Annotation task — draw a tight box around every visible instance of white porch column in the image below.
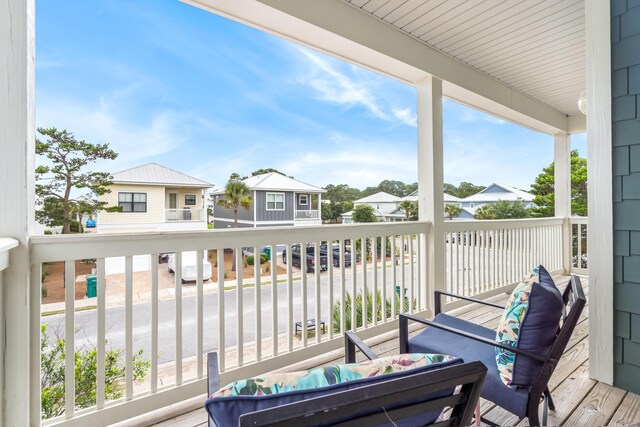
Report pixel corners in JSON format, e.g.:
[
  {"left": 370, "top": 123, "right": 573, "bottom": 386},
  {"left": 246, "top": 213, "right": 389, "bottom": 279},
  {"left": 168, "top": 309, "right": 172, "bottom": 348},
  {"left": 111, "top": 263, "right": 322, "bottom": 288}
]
[
  {"left": 554, "top": 132, "right": 572, "bottom": 274},
  {"left": 417, "top": 75, "right": 445, "bottom": 314},
  {"left": 0, "top": 0, "right": 37, "bottom": 425},
  {"left": 586, "top": 0, "right": 614, "bottom": 384}
]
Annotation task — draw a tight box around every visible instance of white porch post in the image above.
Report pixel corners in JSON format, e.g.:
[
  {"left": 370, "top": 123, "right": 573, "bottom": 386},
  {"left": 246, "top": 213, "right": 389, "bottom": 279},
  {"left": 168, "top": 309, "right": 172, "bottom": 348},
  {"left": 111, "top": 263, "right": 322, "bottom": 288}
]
[
  {"left": 1, "top": 0, "right": 37, "bottom": 424},
  {"left": 417, "top": 75, "right": 445, "bottom": 313},
  {"left": 554, "top": 132, "right": 572, "bottom": 274},
  {"left": 585, "top": 0, "right": 614, "bottom": 384}
]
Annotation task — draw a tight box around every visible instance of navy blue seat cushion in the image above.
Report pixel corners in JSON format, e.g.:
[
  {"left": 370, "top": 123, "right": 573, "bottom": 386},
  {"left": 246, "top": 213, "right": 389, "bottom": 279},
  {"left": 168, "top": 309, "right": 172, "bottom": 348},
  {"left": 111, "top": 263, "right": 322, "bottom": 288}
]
[
  {"left": 205, "top": 353, "right": 463, "bottom": 427},
  {"left": 495, "top": 265, "right": 563, "bottom": 386},
  {"left": 408, "top": 313, "right": 530, "bottom": 417}
]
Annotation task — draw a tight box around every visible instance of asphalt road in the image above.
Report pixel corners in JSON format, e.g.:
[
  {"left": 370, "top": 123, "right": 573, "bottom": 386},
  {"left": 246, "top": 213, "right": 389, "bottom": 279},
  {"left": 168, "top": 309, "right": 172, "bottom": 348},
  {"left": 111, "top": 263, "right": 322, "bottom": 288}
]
[{"left": 43, "top": 262, "right": 416, "bottom": 364}]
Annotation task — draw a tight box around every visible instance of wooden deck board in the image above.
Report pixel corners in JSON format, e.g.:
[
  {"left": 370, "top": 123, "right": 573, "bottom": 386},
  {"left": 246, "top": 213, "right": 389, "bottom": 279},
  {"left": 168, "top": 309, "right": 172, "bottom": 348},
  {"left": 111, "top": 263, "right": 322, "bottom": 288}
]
[
  {"left": 156, "top": 276, "right": 638, "bottom": 427},
  {"left": 608, "top": 392, "right": 640, "bottom": 426}
]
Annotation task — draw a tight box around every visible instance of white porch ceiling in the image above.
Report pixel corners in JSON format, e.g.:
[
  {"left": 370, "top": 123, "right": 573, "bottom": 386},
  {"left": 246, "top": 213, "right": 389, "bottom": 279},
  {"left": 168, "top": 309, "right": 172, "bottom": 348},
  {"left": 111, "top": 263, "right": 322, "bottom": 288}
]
[{"left": 342, "top": 0, "right": 586, "bottom": 116}]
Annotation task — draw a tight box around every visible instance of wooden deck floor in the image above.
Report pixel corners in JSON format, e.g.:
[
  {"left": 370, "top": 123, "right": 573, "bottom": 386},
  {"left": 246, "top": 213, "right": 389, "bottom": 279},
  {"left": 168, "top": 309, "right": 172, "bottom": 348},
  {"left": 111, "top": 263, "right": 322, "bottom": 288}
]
[{"left": 154, "top": 276, "right": 640, "bottom": 427}]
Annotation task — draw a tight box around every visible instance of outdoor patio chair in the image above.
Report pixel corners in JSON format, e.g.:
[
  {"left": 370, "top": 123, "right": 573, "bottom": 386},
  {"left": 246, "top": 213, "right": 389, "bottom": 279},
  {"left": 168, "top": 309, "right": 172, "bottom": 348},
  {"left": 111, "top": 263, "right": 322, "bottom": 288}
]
[
  {"left": 399, "top": 266, "right": 586, "bottom": 426},
  {"left": 205, "top": 334, "right": 487, "bottom": 426}
]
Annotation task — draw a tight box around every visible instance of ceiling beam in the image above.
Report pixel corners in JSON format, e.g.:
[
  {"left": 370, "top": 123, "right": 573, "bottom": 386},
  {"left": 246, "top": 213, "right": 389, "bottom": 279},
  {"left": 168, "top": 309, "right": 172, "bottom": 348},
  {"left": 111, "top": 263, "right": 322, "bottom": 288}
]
[{"left": 183, "top": 0, "right": 570, "bottom": 133}]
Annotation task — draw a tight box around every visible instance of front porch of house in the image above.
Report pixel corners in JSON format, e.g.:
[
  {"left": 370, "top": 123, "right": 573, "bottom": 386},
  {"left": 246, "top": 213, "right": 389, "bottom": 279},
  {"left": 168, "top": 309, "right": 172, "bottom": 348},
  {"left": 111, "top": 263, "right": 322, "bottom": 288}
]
[{"left": 0, "top": 0, "right": 626, "bottom": 426}]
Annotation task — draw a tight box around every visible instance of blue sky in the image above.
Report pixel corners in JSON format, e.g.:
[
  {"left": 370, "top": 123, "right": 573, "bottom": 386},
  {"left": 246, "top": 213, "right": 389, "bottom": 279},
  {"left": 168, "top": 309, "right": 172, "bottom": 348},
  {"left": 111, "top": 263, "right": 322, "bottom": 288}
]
[{"left": 36, "top": 0, "right": 586, "bottom": 192}]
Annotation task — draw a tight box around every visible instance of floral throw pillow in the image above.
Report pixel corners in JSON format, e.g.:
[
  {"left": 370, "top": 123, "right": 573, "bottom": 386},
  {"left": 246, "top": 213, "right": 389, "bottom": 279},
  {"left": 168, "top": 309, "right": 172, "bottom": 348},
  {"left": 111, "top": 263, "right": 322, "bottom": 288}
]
[
  {"left": 495, "top": 265, "right": 563, "bottom": 386},
  {"left": 211, "top": 353, "right": 456, "bottom": 398}
]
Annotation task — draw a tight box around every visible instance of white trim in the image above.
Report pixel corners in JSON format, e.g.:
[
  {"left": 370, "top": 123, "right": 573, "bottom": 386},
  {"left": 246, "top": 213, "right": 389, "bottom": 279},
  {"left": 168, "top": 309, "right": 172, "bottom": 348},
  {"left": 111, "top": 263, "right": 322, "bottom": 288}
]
[
  {"left": 185, "top": 0, "right": 570, "bottom": 133},
  {"left": 586, "top": 0, "right": 613, "bottom": 385},
  {"left": 298, "top": 194, "right": 309, "bottom": 206},
  {"left": 265, "top": 192, "right": 285, "bottom": 211}
]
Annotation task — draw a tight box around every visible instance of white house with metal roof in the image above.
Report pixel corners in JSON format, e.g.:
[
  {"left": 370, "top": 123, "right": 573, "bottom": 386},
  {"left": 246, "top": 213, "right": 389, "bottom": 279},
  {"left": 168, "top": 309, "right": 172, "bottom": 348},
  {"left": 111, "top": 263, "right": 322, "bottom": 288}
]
[
  {"left": 97, "top": 163, "right": 213, "bottom": 233},
  {"left": 341, "top": 191, "right": 406, "bottom": 223},
  {"left": 211, "top": 172, "right": 325, "bottom": 227},
  {"left": 460, "top": 183, "right": 535, "bottom": 210}
]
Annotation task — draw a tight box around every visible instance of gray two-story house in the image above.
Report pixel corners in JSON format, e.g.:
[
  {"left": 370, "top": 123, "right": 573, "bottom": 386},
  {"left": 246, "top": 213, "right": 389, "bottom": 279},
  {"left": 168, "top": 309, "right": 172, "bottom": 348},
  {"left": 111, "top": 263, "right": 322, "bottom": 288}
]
[{"left": 211, "top": 172, "right": 325, "bottom": 228}]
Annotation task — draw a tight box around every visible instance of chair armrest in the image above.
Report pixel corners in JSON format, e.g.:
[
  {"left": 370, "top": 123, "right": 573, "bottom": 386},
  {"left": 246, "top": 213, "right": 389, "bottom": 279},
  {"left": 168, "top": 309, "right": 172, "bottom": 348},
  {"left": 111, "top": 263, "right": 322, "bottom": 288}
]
[
  {"left": 345, "top": 331, "right": 378, "bottom": 363},
  {"left": 399, "top": 314, "right": 552, "bottom": 364},
  {"left": 435, "top": 291, "right": 505, "bottom": 314},
  {"left": 207, "top": 352, "right": 221, "bottom": 396}
]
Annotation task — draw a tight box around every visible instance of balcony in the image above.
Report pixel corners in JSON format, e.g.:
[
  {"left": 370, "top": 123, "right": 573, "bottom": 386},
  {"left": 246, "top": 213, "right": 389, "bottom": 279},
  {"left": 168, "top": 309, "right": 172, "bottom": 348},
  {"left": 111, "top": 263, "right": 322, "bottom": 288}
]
[
  {"left": 165, "top": 208, "right": 207, "bottom": 222},
  {"left": 294, "top": 209, "right": 321, "bottom": 223},
  {"left": 0, "top": 218, "right": 592, "bottom": 425}
]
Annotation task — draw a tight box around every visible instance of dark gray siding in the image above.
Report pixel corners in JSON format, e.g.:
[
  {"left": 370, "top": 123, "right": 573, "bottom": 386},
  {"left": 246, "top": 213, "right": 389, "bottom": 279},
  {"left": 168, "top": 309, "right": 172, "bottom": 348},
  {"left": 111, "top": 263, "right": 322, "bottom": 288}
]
[
  {"left": 612, "top": 0, "right": 640, "bottom": 394},
  {"left": 296, "top": 193, "right": 312, "bottom": 211},
  {"left": 212, "top": 194, "right": 254, "bottom": 221},
  {"left": 213, "top": 219, "right": 253, "bottom": 229},
  {"left": 255, "top": 190, "right": 294, "bottom": 221}
]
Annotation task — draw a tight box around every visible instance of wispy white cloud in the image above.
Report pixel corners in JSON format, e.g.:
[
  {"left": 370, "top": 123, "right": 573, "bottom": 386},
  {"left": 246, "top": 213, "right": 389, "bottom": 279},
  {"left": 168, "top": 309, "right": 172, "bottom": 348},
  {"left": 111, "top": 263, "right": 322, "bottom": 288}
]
[
  {"left": 296, "top": 48, "right": 387, "bottom": 120},
  {"left": 392, "top": 108, "right": 417, "bottom": 127},
  {"left": 36, "top": 86, "right": 189, "bottom": 172}
]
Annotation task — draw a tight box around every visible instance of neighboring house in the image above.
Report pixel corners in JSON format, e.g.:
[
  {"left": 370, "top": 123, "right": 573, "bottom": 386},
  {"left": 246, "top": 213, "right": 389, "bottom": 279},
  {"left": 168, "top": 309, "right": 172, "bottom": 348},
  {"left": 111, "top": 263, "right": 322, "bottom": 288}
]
[
  {"left": 97, "top": 163, "right": 213, "bottom": 233},
  {"left": 211, "top": 173, "right": 325, "bottom": 228},
  {"left": 403, "top": 190, "right": 463, "bottom": 206},
  {"left": 341, "top": 191, "right": 405, "bottom": 223},
  {"left": 460, "top": 183, "right": 535, "bottom": 209}
]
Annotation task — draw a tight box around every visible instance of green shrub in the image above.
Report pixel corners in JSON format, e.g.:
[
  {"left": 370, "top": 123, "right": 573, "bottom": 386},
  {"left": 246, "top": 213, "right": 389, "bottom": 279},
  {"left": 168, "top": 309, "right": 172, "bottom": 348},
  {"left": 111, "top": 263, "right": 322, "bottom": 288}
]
[
  {"left": 224, "top": 272, "right": 229, "bottom": 279},
  {"left": 246, "top": 256, "right": 255, "bottom": 266},
  {"left": 41, "top": 285, "right": 48, "bottom": 298},
  {"left": 331, "top": 289, "right": 415, "bottom": 333},
  {"left": 44, "top": 230, "right": 53, "bottom": 235},
  {"left": 259, "top": 254, "right": 268, "bottom": 264},
  {"left": 40, "top": 324, "right": 150, "bottom": 419},
  {"left": 41, "top": 266, "right": 49, "bottom": 283}
]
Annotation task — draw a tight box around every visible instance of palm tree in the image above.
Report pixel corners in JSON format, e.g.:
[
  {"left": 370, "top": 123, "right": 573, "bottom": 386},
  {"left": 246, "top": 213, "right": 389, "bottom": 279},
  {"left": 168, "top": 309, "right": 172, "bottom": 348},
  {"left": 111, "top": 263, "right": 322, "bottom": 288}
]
[
  {"left": 216, "top": 179, "right": 252, "bottom": 270},
  {"left": 444, "top": 203, "right": 462, "bottom": 220},
  {"left": 399, "top": 201, "right": 417, "bottom": 221}
]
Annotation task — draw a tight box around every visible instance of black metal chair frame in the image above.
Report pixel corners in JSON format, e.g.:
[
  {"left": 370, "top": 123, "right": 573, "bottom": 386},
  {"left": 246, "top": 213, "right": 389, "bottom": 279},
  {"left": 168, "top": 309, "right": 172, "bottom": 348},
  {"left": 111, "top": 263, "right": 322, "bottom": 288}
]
[
  {"left": 206, "top": 333, "right": 487, "bottom": 427},
  {"left": 398, "top": 275, "right": 586, "bottom": 427}
]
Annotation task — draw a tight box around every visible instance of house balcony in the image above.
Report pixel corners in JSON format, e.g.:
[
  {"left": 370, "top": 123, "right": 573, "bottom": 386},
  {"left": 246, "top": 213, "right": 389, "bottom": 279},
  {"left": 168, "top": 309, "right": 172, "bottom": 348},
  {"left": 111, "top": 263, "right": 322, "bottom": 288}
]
[
  {"left": 0, "top": 217, "right": 597, "bottom": 426},
  {"left": 294, "top": 209, "right": 321, "bottom": 223},
  {"left": 165, "top": 208, "right": 207, "bottom": 222}
]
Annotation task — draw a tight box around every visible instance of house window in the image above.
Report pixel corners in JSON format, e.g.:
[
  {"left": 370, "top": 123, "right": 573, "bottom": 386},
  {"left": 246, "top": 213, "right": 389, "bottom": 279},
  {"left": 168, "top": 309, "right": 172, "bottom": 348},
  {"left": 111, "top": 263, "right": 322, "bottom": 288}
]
[
  {"left": 298, "top": 194, "right": 309, "bottom": 206},
  {"left": 266, "top": 192, "right": 285, "bottom": 210},
  {"left": 119, "top": 192, "right": 147, "bottom": 212},
  {"left": 185, "top": 194, "right": 196, "bottom": 206},
  {"left": 470, "top": 203, "right": 475, "bottom": 208}
]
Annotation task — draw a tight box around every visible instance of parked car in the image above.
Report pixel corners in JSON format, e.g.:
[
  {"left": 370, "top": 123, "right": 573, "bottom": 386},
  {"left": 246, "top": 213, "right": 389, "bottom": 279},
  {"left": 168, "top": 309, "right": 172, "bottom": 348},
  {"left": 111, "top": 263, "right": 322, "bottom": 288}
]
[
  {"left": 168, "top": 251, "right": 212, "bottom": 282},
  {"left": 85, "top": 219, "right": 96, "bottom": 228},
  {"left": 282, "top": 243, "right": 328, "bottom": 272},
  {"left": 319, "top": 242, "right": 357, "bottom": 267}
]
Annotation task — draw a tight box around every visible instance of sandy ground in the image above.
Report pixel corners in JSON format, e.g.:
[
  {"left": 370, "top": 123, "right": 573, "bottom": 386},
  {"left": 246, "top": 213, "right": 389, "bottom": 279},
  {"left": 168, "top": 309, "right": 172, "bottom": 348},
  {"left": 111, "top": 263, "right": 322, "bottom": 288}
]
[{"left": 41, "top": 250, "right": 286, "bottom": 305}]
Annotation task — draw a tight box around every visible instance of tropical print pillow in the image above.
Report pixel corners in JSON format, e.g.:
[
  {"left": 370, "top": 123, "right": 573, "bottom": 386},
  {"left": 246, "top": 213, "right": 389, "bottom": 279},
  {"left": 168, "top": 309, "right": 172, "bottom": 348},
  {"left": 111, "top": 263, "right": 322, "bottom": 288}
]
[
  {"left": 495, "top": 265, "right": 563, "bottom": 387},
  {"left": 495, "top": 267, "right": 538, "bottom": 386},
  {"left": 211, "top": 353, "right": 455, "bottom": 398}
]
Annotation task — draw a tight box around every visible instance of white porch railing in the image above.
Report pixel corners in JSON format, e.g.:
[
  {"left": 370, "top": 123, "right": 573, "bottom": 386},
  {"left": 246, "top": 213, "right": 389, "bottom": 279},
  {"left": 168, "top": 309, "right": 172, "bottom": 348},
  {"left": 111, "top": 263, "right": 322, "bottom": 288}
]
[
  {"left": 294, "top": 209, "right": 320, "bottom": 220},
  {"left": 0, "top": 237, "right": 19, "bottom": 427},
  {"left": 441, "top": 218, "right": 565, "bottom": 307},
  {"left": 570, "top": 216, "right": 588, "bottom": 275},
  {"left": 30, "top": 222, "right": 429, "bottom": 426},
  {"left": 165, "top": 208, "right": 206, "bottom": 222}
]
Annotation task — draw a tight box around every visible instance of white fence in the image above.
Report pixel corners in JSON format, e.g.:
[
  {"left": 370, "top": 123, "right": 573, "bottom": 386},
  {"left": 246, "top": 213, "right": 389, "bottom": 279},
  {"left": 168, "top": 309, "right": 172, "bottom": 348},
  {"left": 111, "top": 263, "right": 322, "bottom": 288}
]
[
  {"left": 30, "top": 222, "right": 429, "bottom": 426},
  {"left": 570, "top": 216, "right": 588, "bottom": 274},
  {"left": 441, "top": 218, "right": 565, "bottom": 304},
  {"left": 165, "top": 208, "right": 206, "bottom": 222},
  {"left": 294, "top": 210, "right": 320, "bottom": 220}
]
